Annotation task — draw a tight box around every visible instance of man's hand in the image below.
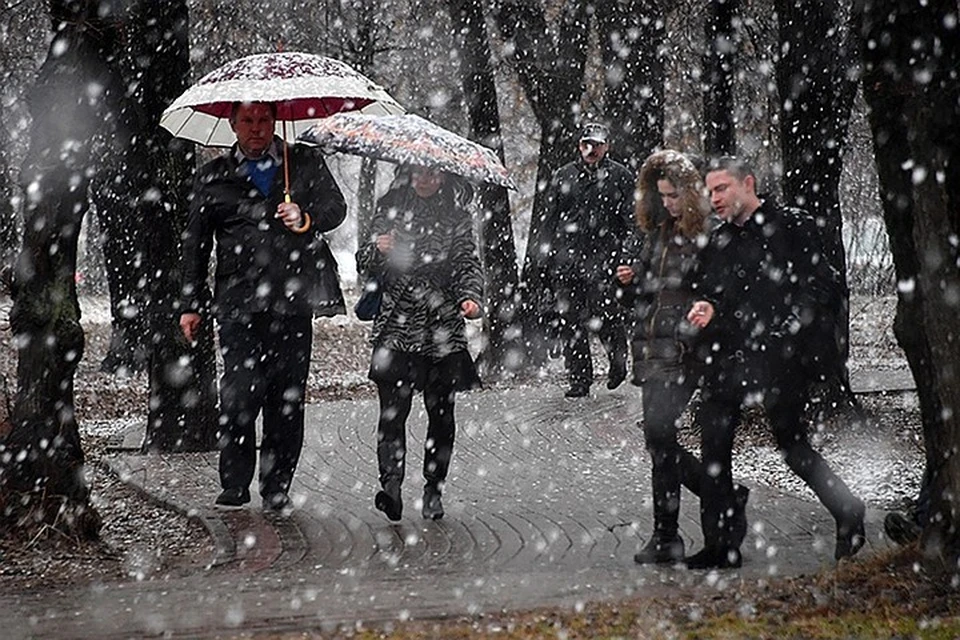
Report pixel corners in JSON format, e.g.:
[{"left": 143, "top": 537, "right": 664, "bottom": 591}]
[
  {"left": 276, "top": 201, "right": 305, "bottom": 230},
  {"left": 180, "top": 312, "right": 202, "bottom": 343},
  {"left": 615, "top": 264, "right": 635, "bottom": 285},
  {"left": 461, "top": 299, "right": 482, "bottom": 319},
  {"left": 687, "top": 301, "right": 715, "bottom": 328}
]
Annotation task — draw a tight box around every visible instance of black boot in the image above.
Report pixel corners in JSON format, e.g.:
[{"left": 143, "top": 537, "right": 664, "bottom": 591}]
[
  {"left": 634, "top": 532, "right": 685, "bottom": 564},
  {"left": 375, "top": 479, "right": 403, "bottom": 521},
  {"left": 422, "top": 485, "right": 444, "bottom": 520},
  {"left": 835, "top": 499, "right": 866, "bottom": 560}
]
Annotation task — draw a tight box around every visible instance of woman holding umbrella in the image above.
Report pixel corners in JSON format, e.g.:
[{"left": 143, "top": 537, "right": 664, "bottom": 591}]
[{"left": 356, "top": 165, "right": 484, "bottom": 522}]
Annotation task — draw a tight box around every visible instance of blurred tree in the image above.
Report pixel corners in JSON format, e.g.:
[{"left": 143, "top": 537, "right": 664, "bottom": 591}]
[
  {"left": 445, "top": 0, "right": 522, "bottom": 378},
  {"left": 0, "top": 101, "right": 14, "bottom": 293},
  {"left": 702, "top": 0, "right": 738, "bottom": 155},
  {"left": 132, "top": 0, "right": 219, "bottom": 452},
  {"left": 776, "top": 0, "right": 861, "bottom": 380},
  {"left": 1, "top": 0, "right": 128, "bottom": 538},
  {"left": 596, "top": 0, "right": 665, "bottom": 168},
  {"left": 493, "top": 0, "right": 590, "bottom": 365},
  {"left": 861, "top": 0, "right": 960, "bottom": 567}
]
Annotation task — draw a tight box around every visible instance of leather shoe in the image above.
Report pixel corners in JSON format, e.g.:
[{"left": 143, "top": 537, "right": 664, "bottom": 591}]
[
  {"left": 606, "top": 363, "right": 627, "bottom": 390},
  {"left": 835, "top": 501, "right": 866, "bottom": 560},
  {"left": 564, "top": 385, "right": 589, "bottom": 398},
  {"left": 422, "top": 487, "right": 444, "bottom": 520},
  {"left": 375, "top": 481, "right": 403, "bottom": 521},
  {"left": 263, "top": 492, "right": 292, "bottom": 513},
  {"left": 633, "top": 533, "right": 685, "bottom": 565},
  {"left": 215, "top": 487, "right": 250, "bottom": 509},
  {"left": 684, "top": 546, "right": 742, "bottom": 570}
]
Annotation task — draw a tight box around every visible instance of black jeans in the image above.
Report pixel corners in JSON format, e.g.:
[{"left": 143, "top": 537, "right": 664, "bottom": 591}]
[
  {"left": 217, "top": 313, "right": 312, "bottom": 496},
  {"left": 697, "top": 374, "right": 862, "bottom": 549},
  {"left": 375, "top": 380, "right": 456, "bottom": 491},
  {"left": 641, "top": 367, "right": 701, "bottom": 538}
]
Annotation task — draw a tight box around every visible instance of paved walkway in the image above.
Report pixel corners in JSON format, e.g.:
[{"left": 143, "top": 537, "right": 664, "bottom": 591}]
[{"left": 2, "top": 369, "right": 915, "bottom": 639}]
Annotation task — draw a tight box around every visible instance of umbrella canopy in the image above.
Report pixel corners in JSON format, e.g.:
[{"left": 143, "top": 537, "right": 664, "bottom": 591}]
[
  {"left": 298, "top": 113, "right": 516, "bottom": 190},
  {"left": 160, "top": 52, "right": 404, "bottom": 147}
]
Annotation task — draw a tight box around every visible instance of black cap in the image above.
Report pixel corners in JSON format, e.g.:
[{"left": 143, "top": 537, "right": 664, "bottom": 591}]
[{"left": 579, "top": 122, "right": 609, "bottom": 144}]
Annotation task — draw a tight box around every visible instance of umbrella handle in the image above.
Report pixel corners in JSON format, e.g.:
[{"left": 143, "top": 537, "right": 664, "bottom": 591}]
[{"left": 282, "top": 119, "right": 291, "bottom": 203}]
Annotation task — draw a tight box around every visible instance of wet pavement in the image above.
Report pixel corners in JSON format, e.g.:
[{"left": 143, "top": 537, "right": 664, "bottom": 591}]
[{"left": 1, "top": 369, "right": 917, "bottom": 639}]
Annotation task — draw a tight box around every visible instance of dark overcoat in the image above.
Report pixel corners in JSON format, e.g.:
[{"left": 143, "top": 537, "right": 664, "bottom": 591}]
[
  {"left": 691, "top": 198, "right": 843, "bottom": 393},
  {"left": 181, "top": 142, "right": 347, "bottom": 320}
]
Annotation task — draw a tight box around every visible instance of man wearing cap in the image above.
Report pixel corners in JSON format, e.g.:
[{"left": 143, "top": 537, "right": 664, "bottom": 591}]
[{"left": 539, "top": 122, "right": 634, "bottom": 398}]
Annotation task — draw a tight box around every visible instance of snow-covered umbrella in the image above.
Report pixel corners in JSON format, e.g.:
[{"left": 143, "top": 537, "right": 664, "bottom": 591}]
[
  {"left": 160, "top": 52, "right": 405, "bottom": 199},
  {"left": 298, "top": 113, "right": 516, "bottom": 190},
  {"left": 161, "top": 52, "right": 404, "bottom": 146}
]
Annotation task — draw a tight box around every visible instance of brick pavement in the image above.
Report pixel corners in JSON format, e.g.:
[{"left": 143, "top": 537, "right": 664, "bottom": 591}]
[{"left": 2, "top": 372, "right": 913, "bottom": 639}]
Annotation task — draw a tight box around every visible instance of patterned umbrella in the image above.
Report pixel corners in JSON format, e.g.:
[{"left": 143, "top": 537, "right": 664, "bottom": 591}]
[
  {"left": 298, "top": 113, "right": 516, "bottom": 190},
  {"left": 160, "top": 52, "right": 404, "bottom": 147}
]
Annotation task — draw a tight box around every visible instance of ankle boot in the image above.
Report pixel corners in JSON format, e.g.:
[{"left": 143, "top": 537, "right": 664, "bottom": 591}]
[
  {"left": 835, "top": 500, "right": 866, "bottom": 560},
  {"left": 634, "top": 532, "right": 685, "bottom": 564},
  {"left": 421, "top": 485, "right": 444, "bottom": 520},
  {"left": 375, "top": 479, "right": 403, "bottom": 521}
]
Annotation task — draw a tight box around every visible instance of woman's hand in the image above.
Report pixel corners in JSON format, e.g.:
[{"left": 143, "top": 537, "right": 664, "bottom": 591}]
[
  {"left": 687, "top": 300, "right": 715, "bottom": 328},
  {"left": 375, "top": 232, "right": 395, "bottom": 254},
  {"left": 461, "top": 299, "right": 482, "bottom": 319}
]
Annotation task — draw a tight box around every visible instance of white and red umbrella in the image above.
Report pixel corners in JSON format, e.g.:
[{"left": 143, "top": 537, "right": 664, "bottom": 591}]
[
  {"left": 161, "top": 52, "right": 404, "bottom": 147},
  {"left": 298, "top": 113, "right": 516, "bottom": 190}
]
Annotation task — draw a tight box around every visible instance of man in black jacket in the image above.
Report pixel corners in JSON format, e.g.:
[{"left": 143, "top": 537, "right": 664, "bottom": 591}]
[
  {"left": 684, "top": 156, "right": 865, "bottom": 569},
  {"left": 180, "top": 101, "right": 347, "bottom": 512},
  {"left": 541, "top": 122, "right": 634, "bottom": 398}
]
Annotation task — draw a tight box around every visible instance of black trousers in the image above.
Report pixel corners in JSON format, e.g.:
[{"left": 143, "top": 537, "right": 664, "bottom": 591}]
[
  {"left": 556, "top": 283, "right": 627, "bottom": 389},
  {"left": 697, "top": 372, "right": 862, "bottom": 549},
  {"left": 641, "top": 366, "right": 701, "bottom": 538},
  {"left": 375, "top": 380, "right": 456, "bottom": 491},
  {"left": 217, "top": 313, "right": 312, "bottom": 496}
]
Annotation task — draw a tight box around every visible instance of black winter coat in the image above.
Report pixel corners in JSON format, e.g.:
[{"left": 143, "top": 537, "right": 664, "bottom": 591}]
[
  {"left": 621, "top": 218, "right": 712, "bottom": 384},
  {"left": 543, "top": 156, "right": 636, "bottom": 284},
  {"left": 692, "top": 198, "right": 842, "bottom": 393},
  {"left": 181, "top": 142, "right": 347, "bottom": 320}
]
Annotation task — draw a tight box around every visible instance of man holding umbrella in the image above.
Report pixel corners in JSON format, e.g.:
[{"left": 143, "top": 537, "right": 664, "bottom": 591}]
[{"left": 179, "top": 100, "right": 347, "bottom": 512}]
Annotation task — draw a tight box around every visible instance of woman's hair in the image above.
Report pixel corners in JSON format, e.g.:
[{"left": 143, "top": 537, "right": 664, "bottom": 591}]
[{"left": 635, "top": 150, "right": 710, "bottom": 238}]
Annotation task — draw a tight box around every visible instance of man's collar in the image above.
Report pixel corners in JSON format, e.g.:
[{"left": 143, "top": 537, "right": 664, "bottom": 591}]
[{"left": 233, "top": 138, "right": 282, "bottom": 165}]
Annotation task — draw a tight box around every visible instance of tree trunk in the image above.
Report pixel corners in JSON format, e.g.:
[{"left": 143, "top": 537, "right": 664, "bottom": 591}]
[
  {"left": 0, "top": 99, "right": 16, "bottom": 293},
  {"left": 131, "top": 0, "right": 219, "bottom": 452},
  {"left": 862, "top": 0, "right": 960, "bottom": 569},
  {"left": 702, "top": 0, "right": 739, "bottom": 155},
  {"left": 0, "top": 1, "right": 127, "bottom": 537},
  {"left": 92, "top": 155, "right": 151, "bottom": 373},
  {"left": 350, "top": 0, "right": 379, "bottom": 282},
  {"left": 494, "top": 0, "right": 590, "bottom": 366},
  {"left": 595, "top": 0, "right": 665, "bottom": 168},
  {"left": 445, "top": 0, "right": 522, "bottom": 379},
  {"left": 776, "top": 0, "right": 861, "bottom": 395},
  {"left": 356, "top": 156, "right": 378, "bottom": 272}
]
